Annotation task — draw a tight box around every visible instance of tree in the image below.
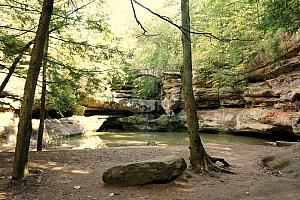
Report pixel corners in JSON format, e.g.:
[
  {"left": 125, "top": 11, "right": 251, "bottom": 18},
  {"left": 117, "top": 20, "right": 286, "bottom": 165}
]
[
  {"left": 181, "top": 0, "right": 231, "bottom": 172},
  {"left": 12, "top": 0, "right": 54, "bottom": 180},
  {"left": 1, "top": 0, "right": 125, "bottom": 117},
  {"left": 37, "top": 35, "right": 49, "bottom": 151},
  {"left": 129, "top": 0, "right": 232, "bottom": 172}
]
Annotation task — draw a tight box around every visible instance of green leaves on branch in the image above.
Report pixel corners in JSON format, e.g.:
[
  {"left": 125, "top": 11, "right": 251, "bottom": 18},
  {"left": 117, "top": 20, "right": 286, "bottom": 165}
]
[
  {"left": 133, "top": 76, "right": 161, "bottom": 100},
  {"left": 253, "top": 0, "right": 300, "bottom": 33}
]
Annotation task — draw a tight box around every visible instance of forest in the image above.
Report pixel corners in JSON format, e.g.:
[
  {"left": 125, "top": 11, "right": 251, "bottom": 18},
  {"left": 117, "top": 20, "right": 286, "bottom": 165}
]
[{"left": 0, "top": 0, "right": 300, "bottom": 199}]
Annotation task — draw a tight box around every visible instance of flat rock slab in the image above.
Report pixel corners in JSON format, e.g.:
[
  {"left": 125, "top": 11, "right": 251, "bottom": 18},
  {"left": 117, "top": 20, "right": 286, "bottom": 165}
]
[{"left": 102, "top": 157, "right": 187, "bottom": 186}]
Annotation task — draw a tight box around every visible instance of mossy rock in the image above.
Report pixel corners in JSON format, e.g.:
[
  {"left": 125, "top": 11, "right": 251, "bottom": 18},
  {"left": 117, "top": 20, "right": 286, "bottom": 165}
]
[{"left": 102, "top": 157, "right": 187, "bottom": 186}]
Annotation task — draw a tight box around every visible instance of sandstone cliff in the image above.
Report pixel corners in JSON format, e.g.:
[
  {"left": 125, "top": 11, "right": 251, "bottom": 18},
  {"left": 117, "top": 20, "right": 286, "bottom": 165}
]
[{"left": 161, "top": 31, "right": 300, "bottom": 139}]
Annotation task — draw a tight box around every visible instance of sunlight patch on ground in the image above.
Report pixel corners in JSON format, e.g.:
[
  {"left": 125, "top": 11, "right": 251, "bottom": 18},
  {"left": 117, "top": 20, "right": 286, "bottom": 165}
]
[
  {"left": 51, "top": 166, "right": 63, "bottom": 171},
  {"left": 179, "top": 188, "right": 195, "bottom": 193},
  {"left": 70, "top": 169, "right": 89, "bottom": 174},
  {"left": 205, "top": 143, "right": 232, "bottom": 151},
  {"left": 174, "top": 179, "right": 188, "bottom": 186},
  {"left": 106, "top": 140, "right": 147, "bottom": 146},
  {"left": 0, "top": 192, "right": 7, "bottom": 200},
  {"left": 30, "top": 161, "right": 62, "bottom": 171}
]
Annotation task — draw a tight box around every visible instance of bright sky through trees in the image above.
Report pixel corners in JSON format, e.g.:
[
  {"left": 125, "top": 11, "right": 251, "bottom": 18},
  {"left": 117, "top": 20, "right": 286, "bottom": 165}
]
[{"left": 105, "top": 0, "right": 166, "bottom": 34}]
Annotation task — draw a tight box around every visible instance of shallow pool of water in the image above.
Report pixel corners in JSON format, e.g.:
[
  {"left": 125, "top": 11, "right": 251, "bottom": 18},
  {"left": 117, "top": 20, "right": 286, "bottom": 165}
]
[{"left": 57, "top": 131, "right": 270, "bottom": 149}]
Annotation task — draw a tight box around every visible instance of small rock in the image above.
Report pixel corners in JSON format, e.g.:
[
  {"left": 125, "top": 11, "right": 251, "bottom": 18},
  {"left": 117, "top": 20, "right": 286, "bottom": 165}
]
[
  {"left": 73, "top": 185, "right": 81, "bottom": 189},
  {"left": 147, "top": 141, "right": 157, "bottom": 146},
  {"left": 109, "top": 193, "right": 115, "bottom": 197}
]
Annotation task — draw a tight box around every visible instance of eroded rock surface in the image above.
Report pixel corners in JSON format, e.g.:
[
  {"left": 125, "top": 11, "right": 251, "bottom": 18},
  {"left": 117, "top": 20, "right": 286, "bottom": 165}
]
[
  {"left": 102, "top": 157, "right": 187, "bottom": 186},
  {"left": 197, "top": 108, "right": 299, "bottom": 138},
  {"left": 161, "top": 72, "right": 182, "bottom": 115},
  {"left": 81, "top": 98, "right": 161, "bottom": 114}
]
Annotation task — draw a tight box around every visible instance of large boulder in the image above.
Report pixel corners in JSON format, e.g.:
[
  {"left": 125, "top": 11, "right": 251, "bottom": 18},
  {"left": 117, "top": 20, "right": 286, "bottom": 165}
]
[
  {"left": 45, "top": 115, "right": 108, "bottom": 137},
  {"left": 102, "top": 157, "right": 187, "bottom": 186}
]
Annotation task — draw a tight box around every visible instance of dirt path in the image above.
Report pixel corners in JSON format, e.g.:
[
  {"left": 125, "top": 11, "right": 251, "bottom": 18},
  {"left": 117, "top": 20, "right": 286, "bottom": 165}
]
[{"left": 1, "top": 143, "right": 300, "bottom": 200}]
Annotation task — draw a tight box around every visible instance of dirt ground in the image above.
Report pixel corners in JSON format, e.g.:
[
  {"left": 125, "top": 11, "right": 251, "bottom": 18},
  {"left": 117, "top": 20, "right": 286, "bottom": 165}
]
[{"left": 1, "top": 143, "right": 300, "bottom": 200}]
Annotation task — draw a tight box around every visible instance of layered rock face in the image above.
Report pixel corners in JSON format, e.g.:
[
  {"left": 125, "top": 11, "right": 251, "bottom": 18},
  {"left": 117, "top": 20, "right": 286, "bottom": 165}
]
[
  {"left": 81, "top": 98, "right": 161, "bottom": 115},
  {"left": 161, "top": 72, "right": 300, "bottom": 139},
  {"left": 246, "top": 32, "right": 300, "bottom": 82},
  {"left": 161, "top": 31, "right": 300, "bottom": 139},
  {"left": 197, "top": 108, "right": 298, "bottom": 138},
  {"left": 161, "top": 72, "right": 182, "bottom": 115}
]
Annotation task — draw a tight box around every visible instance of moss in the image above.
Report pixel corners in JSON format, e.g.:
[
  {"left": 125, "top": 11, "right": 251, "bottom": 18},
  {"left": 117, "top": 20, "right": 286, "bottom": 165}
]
[
  {"left": 273, "top": 160, "right": 290, "bottom": 170},
  {"left": 262, "top": 156, "right": 274, "bottom": 165}
]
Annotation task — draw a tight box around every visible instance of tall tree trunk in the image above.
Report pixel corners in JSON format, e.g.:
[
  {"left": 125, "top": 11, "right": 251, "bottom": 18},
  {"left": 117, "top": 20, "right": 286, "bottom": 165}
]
[
  {"left": 0, "top": 40, "right": 33, "bottom": 94},
  {"left": 37, "top": 36, "right": 49, "bottom": 151},
  {"left": 180, "top": 0, "right": 232, "bottom": 173},
  {"left": 181, "top": 0, "right": 209, "bottom": 171},
  {"left": 12, "top": 0, "right": 54, "bottom": 180}
]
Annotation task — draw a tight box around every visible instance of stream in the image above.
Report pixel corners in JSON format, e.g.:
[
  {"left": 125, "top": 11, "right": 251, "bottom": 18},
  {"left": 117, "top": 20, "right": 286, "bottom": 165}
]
[{"left": 55, "top": 131, "right": 270, "bottom": 149}]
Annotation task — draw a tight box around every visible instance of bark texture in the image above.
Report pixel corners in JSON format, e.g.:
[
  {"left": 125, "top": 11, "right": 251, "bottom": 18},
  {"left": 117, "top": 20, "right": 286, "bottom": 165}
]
[
  {"left": 12, "top": 0, "right": 54, "bottom": 180},
  {"left": 181, "top": 0, "right": 207, "bottom": 171},
  {"left": 37, "top": 36, "right": 49, "bottom": 151},
  {"left": 180, "top": 0, "right": 233, "bottom": 173}
]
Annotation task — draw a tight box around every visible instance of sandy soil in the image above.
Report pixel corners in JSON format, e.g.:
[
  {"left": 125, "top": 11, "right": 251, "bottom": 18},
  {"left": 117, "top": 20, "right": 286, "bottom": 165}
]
[{"left": 1, "top": 143, "right": 300, "bottom": 200}]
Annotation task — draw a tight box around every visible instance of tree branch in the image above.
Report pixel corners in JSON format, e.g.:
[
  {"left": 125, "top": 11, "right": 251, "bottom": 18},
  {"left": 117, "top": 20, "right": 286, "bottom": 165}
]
[
  {"left": 0, "top": 40, "right": 33, "bottom": 94},
  {"left": 130, "top": 0, "right": 147, "bottom": 34},
  {"left": 131, "top": 0, "right": 254, "bottom": 42}
]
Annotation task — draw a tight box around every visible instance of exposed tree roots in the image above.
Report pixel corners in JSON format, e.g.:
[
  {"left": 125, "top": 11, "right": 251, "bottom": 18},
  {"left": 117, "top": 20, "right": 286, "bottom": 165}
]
[{"left": 190, "top": 153, "right": 236, "bottom": 175}]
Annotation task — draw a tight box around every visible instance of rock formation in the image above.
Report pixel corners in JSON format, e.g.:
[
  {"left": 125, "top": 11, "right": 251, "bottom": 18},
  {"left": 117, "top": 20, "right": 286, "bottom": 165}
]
[
  {"left": 1, "top": 31, "right": 300, "bottom": 141},
  {"left": 102, "top": 156, "right": 187, "bottom": 186},
  {"left": 160, "top": 31, "right": 300, "bottom": 139}
]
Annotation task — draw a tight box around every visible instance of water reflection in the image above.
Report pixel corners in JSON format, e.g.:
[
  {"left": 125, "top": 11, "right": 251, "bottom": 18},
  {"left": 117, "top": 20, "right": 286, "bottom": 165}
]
[{"left": 57, "top": 131, "right": 269, "bottom": 149}]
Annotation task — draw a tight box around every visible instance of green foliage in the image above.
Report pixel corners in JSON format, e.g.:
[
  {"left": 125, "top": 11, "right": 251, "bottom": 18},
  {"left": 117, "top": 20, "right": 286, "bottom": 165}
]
[
  {"left": 129, "top": 0, "right": 299, "bottom": 91},
  {"left": 45, "top": 66, "right": 81, "bottom": 116},
  {"left": 2, "top": 0, "right": 298, "bottom": 116},
  {"left": 130, "top": 10, "right": 181, "bottom": 71},
  {"left": 0, "top": 0, "right": 129, "bottom": 115},
  {"left": 191, "top": 0, "right": 260, "bottom": 88},
  {"left": 253, "top": 0, "right": 300, "bottom": 33},
  {"left": 0, "top": 36, "right": 28, "bottom": 60},
  {"left": 133, "top": 76, "right": 161, "bottom": 99}
]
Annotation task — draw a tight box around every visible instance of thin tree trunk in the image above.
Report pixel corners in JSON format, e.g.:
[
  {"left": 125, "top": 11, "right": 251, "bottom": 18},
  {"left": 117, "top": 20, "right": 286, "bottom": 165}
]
[
  {"left": 181, "top": 0, "right": 208, "bottom": 171},
  {"left": 0, "top": 40, "right": 33, "bottom": 94},
  {"left": 12, "top": 0, "right": 54, "bottom": 180},
  {"left": 180, "top": 0, "right": 233, "bottom": 173},
  {"left": 37, "top": 36, "right": 49, "bottom": 151}
]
